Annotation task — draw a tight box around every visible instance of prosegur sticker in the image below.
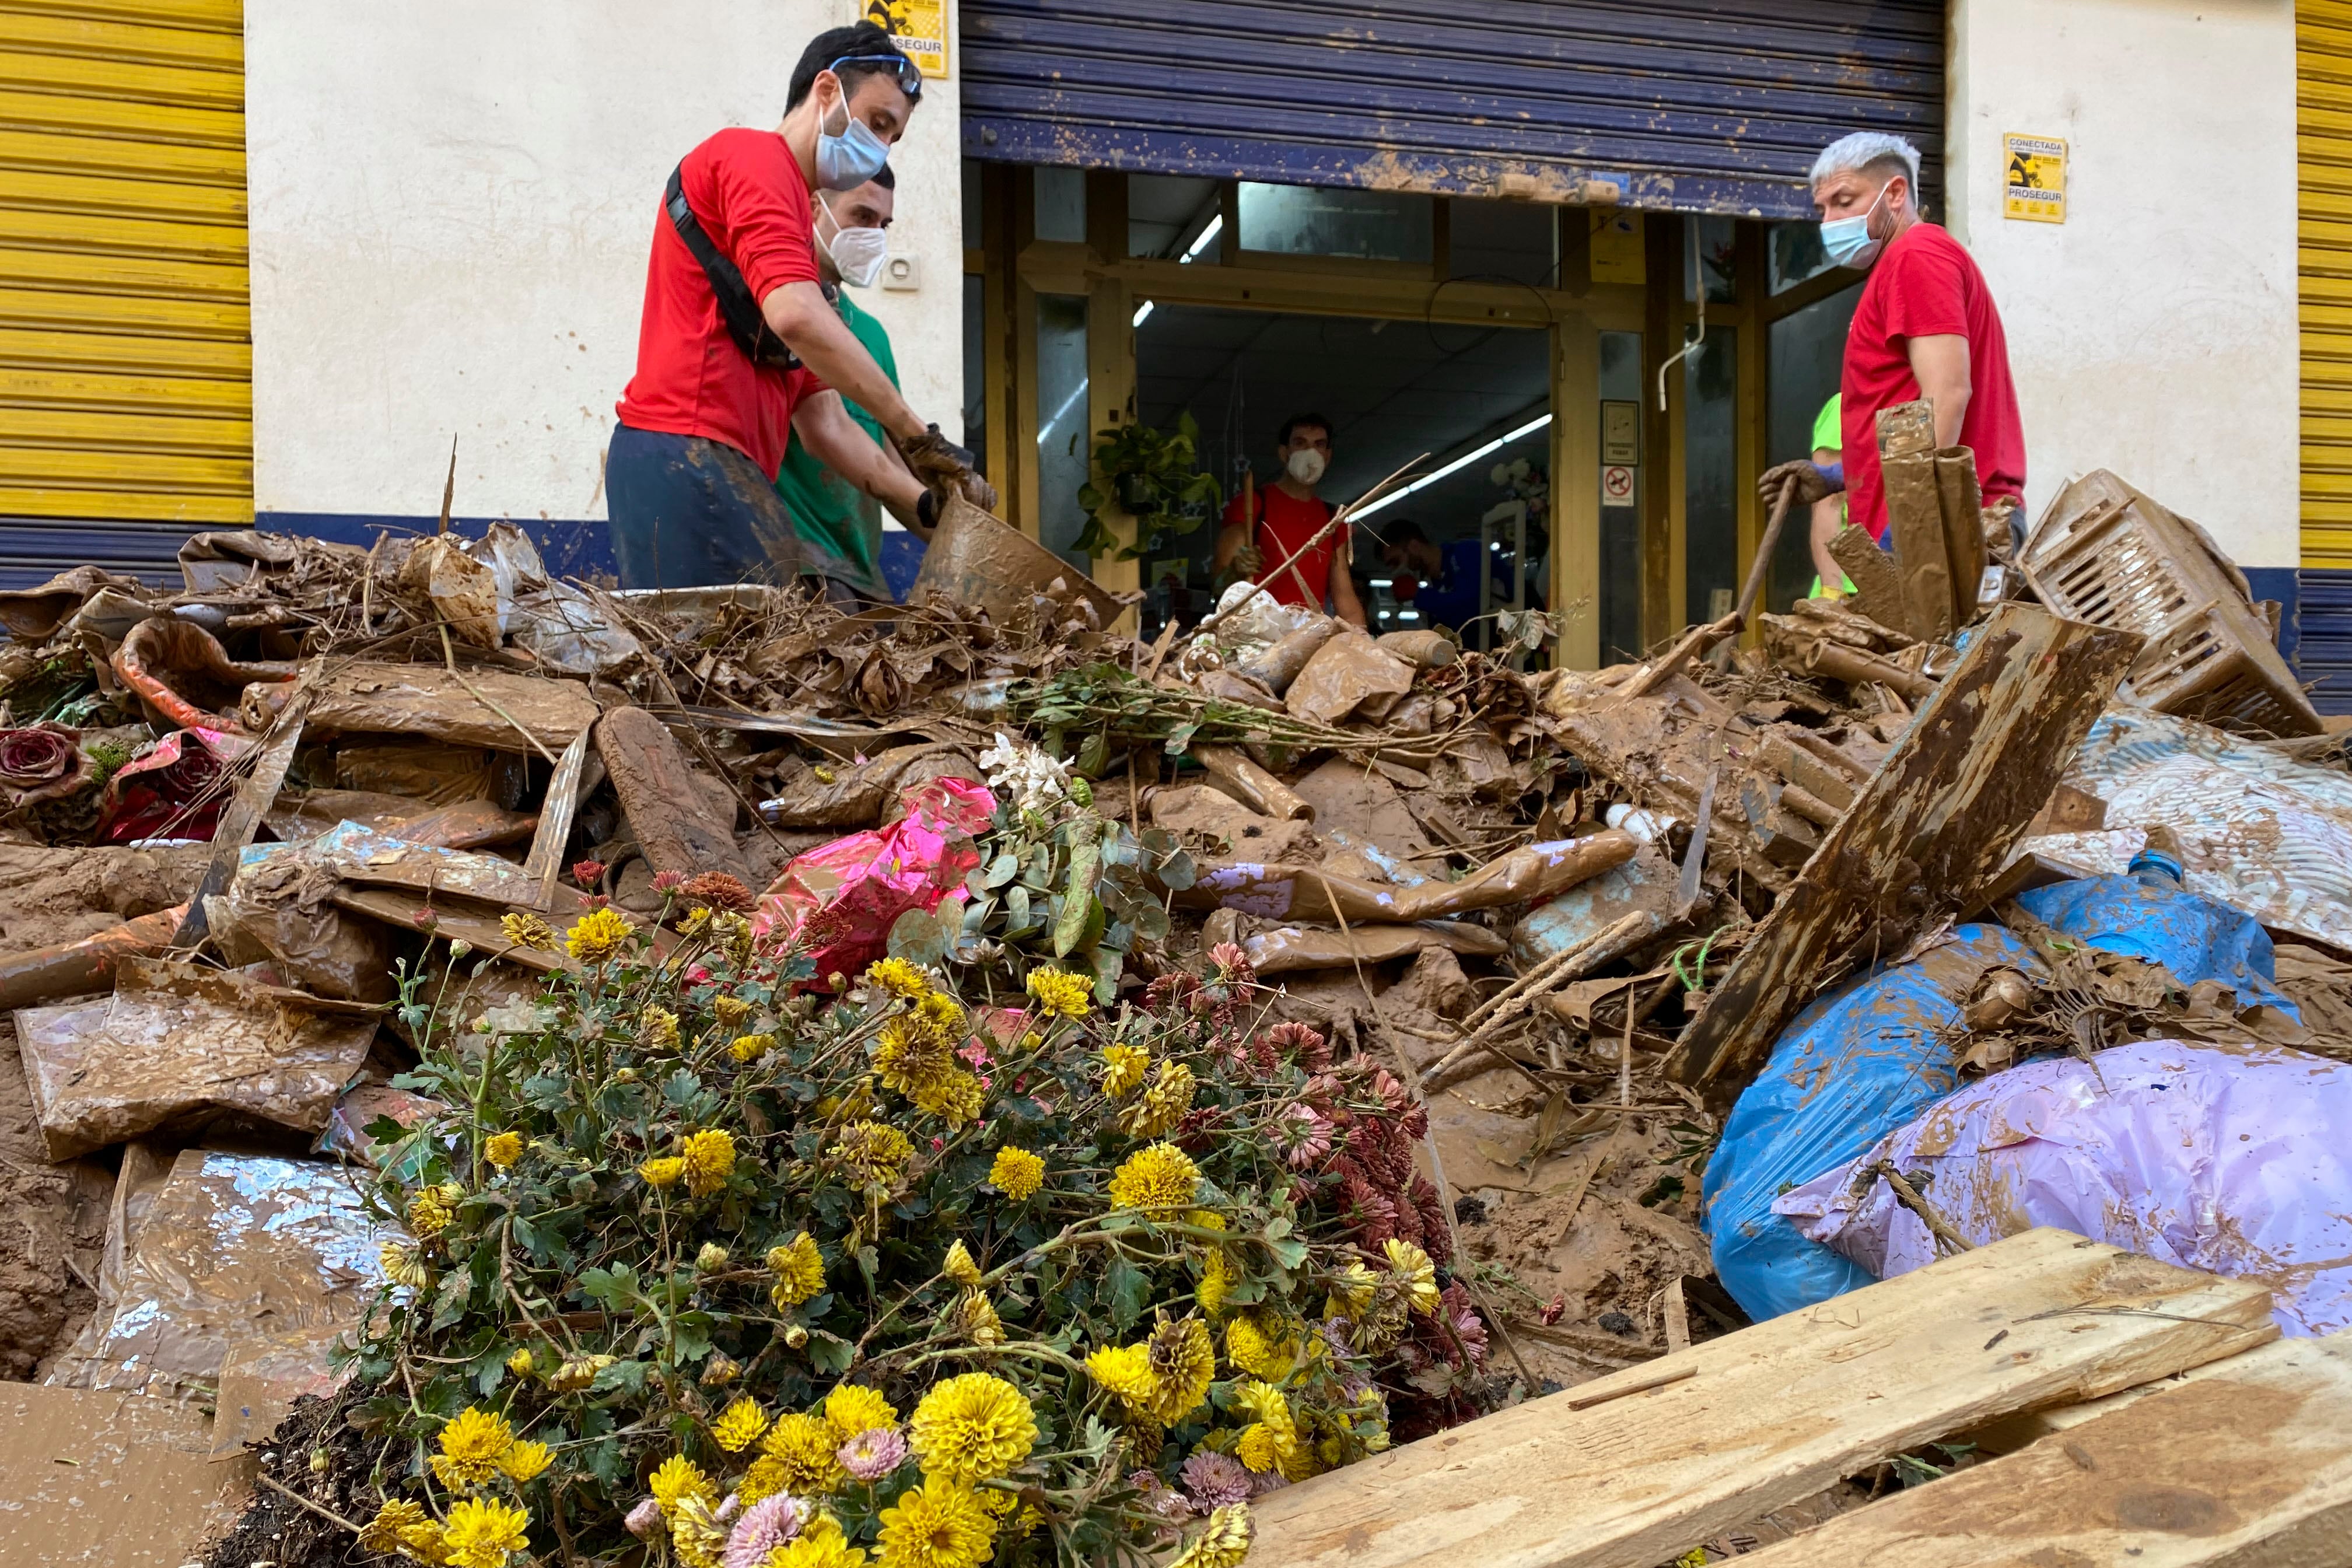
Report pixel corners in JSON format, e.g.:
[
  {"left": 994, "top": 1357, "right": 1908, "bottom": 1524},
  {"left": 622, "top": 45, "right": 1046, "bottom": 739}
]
[
  {"left": 865, "top": 0, "right": 949, "bottom": 78},
  {"left": 2004, "top": 134, "right": 2066, "bottom": 223}
]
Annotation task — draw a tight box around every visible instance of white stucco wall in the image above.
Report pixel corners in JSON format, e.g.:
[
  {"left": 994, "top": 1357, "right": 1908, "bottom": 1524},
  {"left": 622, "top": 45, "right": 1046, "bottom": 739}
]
[
  {"left": 1947, "top": 0, "right": 2298, "bottom": 566},
  {"left": 244, "top": 1, "right": 965, "bottom": 523}
]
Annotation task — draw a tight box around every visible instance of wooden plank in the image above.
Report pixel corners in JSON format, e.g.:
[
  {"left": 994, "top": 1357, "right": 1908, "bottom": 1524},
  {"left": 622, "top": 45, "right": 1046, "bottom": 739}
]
[
  {"left": 1667, "top": 603, "right": 2142, "bottom": 1088},
  {"left": 1737, "top": 1332, "right": 2352, "bottom": 1567},
  {"left": 1250, "top": 1229, "right": 2276, "bottom": 1568},
  {"left": 520, "top": 726, "right": 592, "bottom": 912},
  {"left": 596, "top": 705, "right": 748, "bottom": 884}
]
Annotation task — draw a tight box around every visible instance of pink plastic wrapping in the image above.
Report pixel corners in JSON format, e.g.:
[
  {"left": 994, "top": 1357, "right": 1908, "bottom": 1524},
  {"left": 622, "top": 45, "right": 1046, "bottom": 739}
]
[
  {"left": 1774, "top": 1040, "right": 2352, "bottom": 1336},
  {"left": 754, "top": 776, "right": 996, "bottom": 985}
]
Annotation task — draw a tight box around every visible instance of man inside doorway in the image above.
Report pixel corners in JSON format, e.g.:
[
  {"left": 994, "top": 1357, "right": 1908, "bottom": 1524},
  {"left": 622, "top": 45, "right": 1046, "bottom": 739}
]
[
  {"left": 775, "top": 164, "right": 930, "bottom": 604},
  {"left": 1213, "top": 412, "right": 1368, "bottom": 627},
  {"left": 608, "top": 23, "right": 989, "bottom": 592},
  {"left": 1759, "top": 131, "right": 2024, "bottom": 554}
]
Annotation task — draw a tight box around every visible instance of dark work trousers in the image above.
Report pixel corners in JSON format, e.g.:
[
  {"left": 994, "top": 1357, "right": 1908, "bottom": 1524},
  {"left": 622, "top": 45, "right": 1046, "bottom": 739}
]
[{"left": 607, "top": 423, "right": 860, "bottom": 598}]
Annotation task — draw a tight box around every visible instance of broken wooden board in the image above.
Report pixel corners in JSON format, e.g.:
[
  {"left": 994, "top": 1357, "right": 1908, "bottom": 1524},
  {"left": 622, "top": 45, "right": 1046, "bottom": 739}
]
[
  {"left": 1248, "top": 1228, "right": 2275, "bottom": 1568},
  {"left": 596, "top": 705, "right": 750, "bottom": 884},
  {"left": 1735, "top": 1331, "right": 2352, "bottom": 1568},
  {"left": 1827, "top": 525, "right": 1909, "bottom": 636},
  {"left": 1668, "top": 603, "right": 2142, "bottom": 1088},
  {"left": 520, "top": 726, "right": 593, "bottom": 909},
  {"left": 0, "top": 1382, "right": 256, "bottom": 1566},
  {"left": 258, "top": 660, "right": 598, "bottom": 752}
]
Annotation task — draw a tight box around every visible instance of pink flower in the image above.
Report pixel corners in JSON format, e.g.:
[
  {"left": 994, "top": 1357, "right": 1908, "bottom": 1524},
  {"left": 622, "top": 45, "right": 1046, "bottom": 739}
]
[
  {"left": 653, "top": 869, "right": 687, "bottom": 894},
  {"left": 1262, "top": 1021, "right": 1331, "bottom": 1072},
  {"left": 572, "top": 858, "right": 607, "bottom": 887},
  {"left": 1206, "top": 941, "right": 1255, "bottom": 985},
  {"left": 1274, "top": 1105, "right": 1334, "bottom": 1171},
  {"left": 624, "top": 1497, "right": 663, "bottom": 1539},
  {"left": 1179, "top": 1450, "right": 1252, "bottom": 1510},
  {"left": 957, "top": 1038, "right": 993, "bottom": 1070},
  {"left": 723, "top": 1493, "right": 807, "bottom": 1568},
  {"left": 1129, "top": 1468, "right": 1193, "bottom": 1524},
  {"left": 838, "top": 1426, "right": 908, "bottom": 1482}
]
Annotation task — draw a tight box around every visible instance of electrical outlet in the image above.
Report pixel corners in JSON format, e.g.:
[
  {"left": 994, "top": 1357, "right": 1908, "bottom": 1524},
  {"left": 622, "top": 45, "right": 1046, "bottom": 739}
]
[{"left": 883, "top": 254, "right": 920, "bottom": 291}]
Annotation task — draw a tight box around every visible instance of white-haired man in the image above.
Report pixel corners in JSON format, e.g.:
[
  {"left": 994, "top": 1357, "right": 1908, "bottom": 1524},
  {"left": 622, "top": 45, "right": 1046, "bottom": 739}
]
[{"left": 1759, "top": 132, "right": 2024, "bottom": 551}]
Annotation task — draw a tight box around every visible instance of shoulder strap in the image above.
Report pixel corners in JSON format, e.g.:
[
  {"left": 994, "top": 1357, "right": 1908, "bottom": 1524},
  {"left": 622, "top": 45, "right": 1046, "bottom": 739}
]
[{"left": 664, "top": 163, "right": 800, "bottom": 370}]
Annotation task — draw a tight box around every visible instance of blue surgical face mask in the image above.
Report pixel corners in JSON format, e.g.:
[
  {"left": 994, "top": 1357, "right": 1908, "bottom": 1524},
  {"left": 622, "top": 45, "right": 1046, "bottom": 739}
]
[
  {"left": 1819, "top": 185, "right": 1889, "bottom": 269},
  {"left": 815, "top": 88, "right": 890, "bottom": 192}
]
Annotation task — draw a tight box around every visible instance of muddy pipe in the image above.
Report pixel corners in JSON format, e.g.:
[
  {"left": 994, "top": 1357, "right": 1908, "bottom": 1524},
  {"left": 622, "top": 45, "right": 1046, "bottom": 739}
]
[
  {"left": 0, "top": 902, "right": 188, "bottom": 1012},
  {"left": 1195, "top": 745, "right": 1312, "bottom": 821}
]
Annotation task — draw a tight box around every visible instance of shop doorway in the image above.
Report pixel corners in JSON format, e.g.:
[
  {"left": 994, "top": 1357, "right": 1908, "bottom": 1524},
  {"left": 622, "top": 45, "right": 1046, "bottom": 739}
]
[{"left": 1130, "top": 303, "right": 1550, "bottom": 644}]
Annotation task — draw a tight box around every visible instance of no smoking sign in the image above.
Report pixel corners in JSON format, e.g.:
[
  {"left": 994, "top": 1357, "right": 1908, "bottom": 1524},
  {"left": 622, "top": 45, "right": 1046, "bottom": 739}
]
[{"left": 1601, "top": 464, "right": 1636, "bottom": 508}]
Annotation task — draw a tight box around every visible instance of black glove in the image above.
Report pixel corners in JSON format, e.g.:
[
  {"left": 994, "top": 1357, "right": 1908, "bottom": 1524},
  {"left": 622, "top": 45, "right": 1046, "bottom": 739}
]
[{"left": 1758, "top": 459, "right": 1843, "bottom": 509}]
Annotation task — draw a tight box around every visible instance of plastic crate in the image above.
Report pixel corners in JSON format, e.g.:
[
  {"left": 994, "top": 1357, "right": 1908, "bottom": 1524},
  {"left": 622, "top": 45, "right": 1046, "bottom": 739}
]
[{"left": 2022, "top": 471, "right": 2320, "bottom": 737}]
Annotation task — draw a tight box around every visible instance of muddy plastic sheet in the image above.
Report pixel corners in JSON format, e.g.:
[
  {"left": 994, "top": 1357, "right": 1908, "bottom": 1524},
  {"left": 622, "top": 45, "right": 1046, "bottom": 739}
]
[
  {"left": 1777, "top": 1040, "right": 2352, "bottom": 1336},
  {"left": 1284, "top": 631, "right": 1417, "bottom": 726},
  {"left": 15, "top": 957, "right": 377, "bottom": 1159},
  {"left": 2029, "top": 707, "right": 2352, "bottom": 951},
  {"left": 1511, "top": 843, "right": 1680, "bottom": 967},
  {"left": 44, "top": 1148, "right": 384, "bottom": 1402},
  {"left": 209, "top": 847, "right": 398, "bottom": 1002},
  {"left": 1182, "top": 831, "right": 1637, "bottom": 926}
]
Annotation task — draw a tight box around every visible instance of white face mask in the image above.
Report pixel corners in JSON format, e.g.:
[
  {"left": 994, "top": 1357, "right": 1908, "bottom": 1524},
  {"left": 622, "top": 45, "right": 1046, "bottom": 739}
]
[
  {"left": 818, "top": 204, "right": 890, "bottom": 289},
  {"left": 1286, "top": 447, "right": 1328, "bottom": 485}
]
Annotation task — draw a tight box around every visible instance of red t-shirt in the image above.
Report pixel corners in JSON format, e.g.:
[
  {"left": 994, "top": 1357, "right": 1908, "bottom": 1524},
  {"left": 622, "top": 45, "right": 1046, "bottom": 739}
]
[
  {"left": 1841, "top": 223, "right": 2025, "bottom": 542},
  {"left": 1222, "top": 486, "right": 1346, "bottom": 611},
  {"left": 615, "top": 127, "right": 826, "bottom": 481}
]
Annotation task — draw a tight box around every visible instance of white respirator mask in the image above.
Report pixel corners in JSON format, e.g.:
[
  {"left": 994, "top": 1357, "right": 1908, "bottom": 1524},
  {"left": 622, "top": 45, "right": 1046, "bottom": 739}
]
[
  {"left": 1286, "top": 447, "right": 1328, "bottom": 485},
  {"left": 819, "top": 204, "right": 891, "bottom": 289}
]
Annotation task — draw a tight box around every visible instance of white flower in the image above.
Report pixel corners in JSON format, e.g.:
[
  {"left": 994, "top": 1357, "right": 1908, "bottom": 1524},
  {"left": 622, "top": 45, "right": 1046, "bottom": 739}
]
[{"left": 978, "top": 730, "right": 1072, "bottom": 816}]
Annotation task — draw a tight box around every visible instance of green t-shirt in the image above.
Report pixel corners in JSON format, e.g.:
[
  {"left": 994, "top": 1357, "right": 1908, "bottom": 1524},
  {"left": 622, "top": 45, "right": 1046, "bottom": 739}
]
[
  {"left": 1811, "top": 393, "right": 1842, "bottom": 457},
  {"left": 774, "top": 290, "right": 898, "bottom": 599}
]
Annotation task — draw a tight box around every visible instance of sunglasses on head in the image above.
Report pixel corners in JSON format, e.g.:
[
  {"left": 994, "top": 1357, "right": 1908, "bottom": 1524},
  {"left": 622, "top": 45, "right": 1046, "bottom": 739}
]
[{"left": 830, "top": 53, "right": 923, "bottom": 102}]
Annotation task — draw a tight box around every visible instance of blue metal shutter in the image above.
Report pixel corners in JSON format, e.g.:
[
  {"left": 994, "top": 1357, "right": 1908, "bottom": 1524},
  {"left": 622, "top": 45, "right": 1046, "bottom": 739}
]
[{"left": 961, "top": 0, "right": 1943, "bottom": 219}]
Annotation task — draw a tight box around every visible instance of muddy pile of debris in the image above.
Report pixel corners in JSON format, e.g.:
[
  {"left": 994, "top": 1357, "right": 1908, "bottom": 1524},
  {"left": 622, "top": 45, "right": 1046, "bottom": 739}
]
[{"left": 0, "top": 424, "right": 2345, "bottom": 1565}]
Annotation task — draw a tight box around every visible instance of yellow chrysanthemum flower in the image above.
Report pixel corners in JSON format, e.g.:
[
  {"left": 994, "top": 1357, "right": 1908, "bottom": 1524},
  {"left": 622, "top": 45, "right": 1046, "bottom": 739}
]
[
  {"left": 441, "top": 1496, "right": 531, "bottom": 1568},
  {"left": 942, "top": 1238, "right": 983, "bottom": 1289},
  {"left": 671, "top": 1495, "right": 731, "bottom": 1568},
  {"left": 381, "top": 1240, "right": 432, "bottom": 1289},
  {"left": 916, "top": 990, "right": 965, "bottom": 1035},
  {"left": 1225, "top": 1315, "right": 1296, "bottom": 1381},
  {"left": 1233, "top": 1381, "right": 1309, "bottom": 1480},
  {"left": 649, "top": 1452, "right": 716, "bottom": 1518},
  {"left": 545, "top": 1352, "right": 614, "bottom": 1392},
  {"left": 875, "top": 1474, "right": 998, "bottom": 1568},
  {"left": 398, "top": 1518, "right": 449, "bottom": 1564},
  {"left": 429, "top": 1406, "right": 516, "bottom": 1492},
  {"left": 911, "top": 1067, "right": 984, "bottom": 1127},
  {"left": 407, "top": 1185, "right": 458, "bottom": 1240},
  {"left": 639, "top": 1157, "right": 686, "bottom": 1190},
  {"left": 761, "top": 1411, "right": 850, "bottom": 1494},
  {"left": 1100, "top": 1044, "right": 1149, "bottom": 1100},
  {"left": 768, "top": 1231, "right": 826, "bottom": 1308},
  {"left": 640, "top": 1006, "right": 681, "bottom": 1052},
  {"left": 497, "top": 1439, "right": 552, "bottom": 1485},
  {"left": 505, "top": 1347, "right": 536, "bottom": 1379},
  {"left": 876, "top": 1013, "right": 955, "bottom": 1100},
  {"left": 711, "top": 994, "right": 754, "bottom": 1027},
  {"left": 865, "top": 957, "right": 932, "bottom": 999},
  {"left": 680, "top": 1129, "right": 736, "bottom": 1196},
  {"left": 498, "top": 911, "right": 556, "bottom": 952},
  {"left": 1168, "top": 1503, "right": 1254, "bottom": 1568},
  {"left": 1084, "top": 1342, "right": 1155, "bottom": 1415},
  {"left": 832, "top": 1121, "right": 914, "bottom": 1188},
  {"left": 1197, "top": 1248, "right": 1234, "bottom": 1317},
  {"left": 1382, "top": 1238, "right": 1441, "bottom": 1315},
  {"left": 1106, "top": 1143, "right": 1199, "bottom": 1212},
  {"left": 1119, "top": 1059, "right": 1196, "bottom": 1138},
  {"left": 730, "top": 1032, "right": 776, "bottom": 1063},
  {"left": 766, "top": 1514, "right": 869, "bottom": 1567},
  {"left": 1025, "top": 967, "right": 1093, "bottom": 1020},
  {"left": 824, "top": 1382, "right": 901, "bottom": 1443},
  {"left": 1143, "top": 1315, "right": 1216, "bottom": 1424},
  {"left": 712, "top": 1396, "right": 769, "bottom": 1452},
  {"left": 988, "top": 1146, "right": 1045, "bottom": 1202},
  {"left": 908, "top": 1373, "right": 1038, "bottom": 1485},
  {"left": 954, "top": 1289, "right": 1005, "bottom": 1347},
  {"left": 482, "top": 1131, "right": 524, "bottom": 1170},
  {"left": 1326, "top": 1260, "right": 1378, "bottom": 1315},
  {"left": 565, "top": 905, "right": 636, "bottom": 963},
  {"left": 358, "top": 1499, "right": 429, "bottom": 1555}
]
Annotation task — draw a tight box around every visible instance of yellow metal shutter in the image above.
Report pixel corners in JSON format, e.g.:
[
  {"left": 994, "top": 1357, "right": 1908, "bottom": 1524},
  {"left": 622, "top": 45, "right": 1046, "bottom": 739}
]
[
  {"left": 2303, "top": 1, "right": 2352, "bottom": 568},
  {"left": 0, "top": 0, "right": 250, "bottom": 526}
]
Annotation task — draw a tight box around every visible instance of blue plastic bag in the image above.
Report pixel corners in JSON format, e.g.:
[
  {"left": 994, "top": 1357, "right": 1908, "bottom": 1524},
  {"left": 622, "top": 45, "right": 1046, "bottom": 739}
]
[{"left": 1703, "top": 860, "right": 2302, "bottom": 1322}]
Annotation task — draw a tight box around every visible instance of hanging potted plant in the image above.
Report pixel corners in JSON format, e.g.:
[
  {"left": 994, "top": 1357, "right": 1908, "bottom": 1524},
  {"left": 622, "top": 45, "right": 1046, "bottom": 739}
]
[{"left": 1073, "top": 410, "right": 1222, "bottom": 560}]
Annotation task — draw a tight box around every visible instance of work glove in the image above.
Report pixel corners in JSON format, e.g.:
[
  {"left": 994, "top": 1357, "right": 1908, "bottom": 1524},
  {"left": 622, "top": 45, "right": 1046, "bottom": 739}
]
[
  {"left": 1229, "top": 542, "right": 1265, "bottom": 578},
  {"left": 897, "top": 424, "right": 999, "bottom": 513},
  {"left": 1757, "top": 459, "right": 1844, "bottom": 510}
]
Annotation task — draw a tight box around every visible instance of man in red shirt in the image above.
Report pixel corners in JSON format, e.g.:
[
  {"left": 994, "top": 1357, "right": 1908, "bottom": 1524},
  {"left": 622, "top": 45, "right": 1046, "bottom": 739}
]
[
  {"left": 1760, "top": 132, "right": 2025, "bottom": 553},
  {"left": 1212, "top": 413, "right": 1368, "bottom": 626},
  {"left": 608, "top": 24, "right": 990, "bottom": 592}
]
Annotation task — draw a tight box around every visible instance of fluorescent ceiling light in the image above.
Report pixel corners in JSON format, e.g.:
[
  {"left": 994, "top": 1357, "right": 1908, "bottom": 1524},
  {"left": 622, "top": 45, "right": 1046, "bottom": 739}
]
[
  {"left": 1352, "top": 413, "right": 1552, "bottom": 519},
  {"left": 1133, "top": 215, "right": 1221, "bottom": 330}
]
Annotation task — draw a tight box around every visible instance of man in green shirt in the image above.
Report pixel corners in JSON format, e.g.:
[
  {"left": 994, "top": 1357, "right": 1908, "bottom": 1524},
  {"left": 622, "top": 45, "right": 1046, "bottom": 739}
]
[
  {"left": 1806, "top": 393, "right": 1856, "bottom": 601},
  {"left": 775, "top": 165, "right": 928, "bottom": 603}
]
